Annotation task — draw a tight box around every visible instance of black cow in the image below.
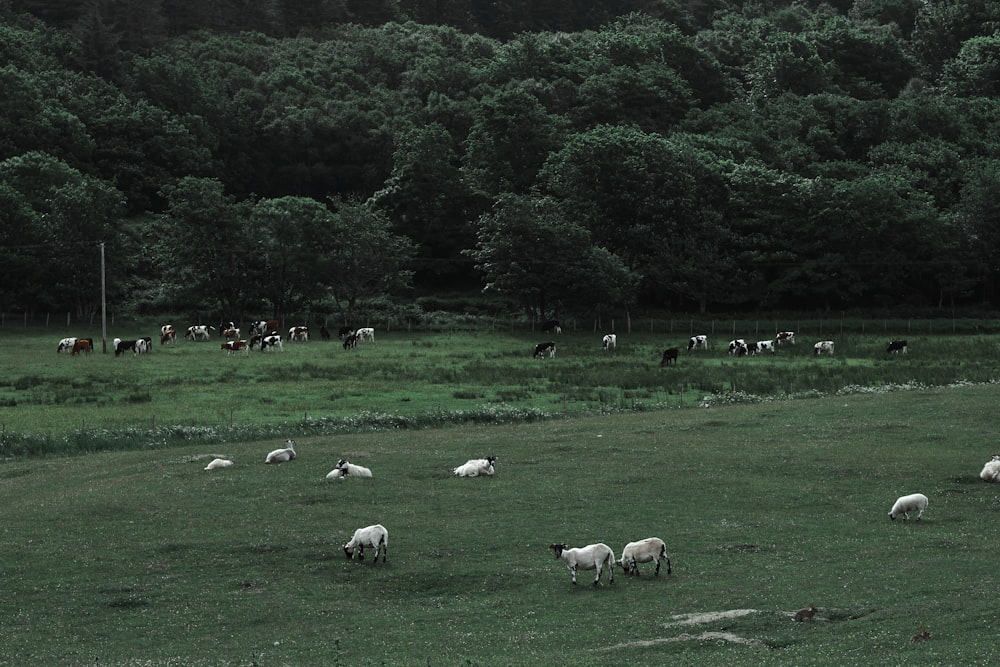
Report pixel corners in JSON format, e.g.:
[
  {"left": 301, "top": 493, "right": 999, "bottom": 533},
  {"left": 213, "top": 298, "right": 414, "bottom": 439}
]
[
  {"left": 886, "top": 339, "right": 908, "bottom": 355},
  {"left": 660, "top": 348, "right": 679, "bottom": 366}
]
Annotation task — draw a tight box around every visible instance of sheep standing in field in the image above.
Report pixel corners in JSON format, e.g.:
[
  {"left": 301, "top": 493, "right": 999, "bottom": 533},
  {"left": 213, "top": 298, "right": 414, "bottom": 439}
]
[
  {"left": 618, "top": 537, "right": 671, "bottom": 576},
  {"left": 336, "top": 458, "right": 372, "bottom": 477},
  {"left": 888, "top": 493, "right": 928, "bottom": 521},
  {"left": 979, "top": 455, "right": 1000, "bottom": 482},
  {"left": 344, "top": 524, "right": 388, "bottom": 563},
  {"left": 204, "top": 458, "right": 233, "bottom": 470},
  {"left": 453, "top": 455, "right": 496, "bottom": 477},
  {"left": 549, "top": 543, "right": 615, "bottom": 586},
  {"left": 265, "top": 440, "right": 296, "bottom": 464}
]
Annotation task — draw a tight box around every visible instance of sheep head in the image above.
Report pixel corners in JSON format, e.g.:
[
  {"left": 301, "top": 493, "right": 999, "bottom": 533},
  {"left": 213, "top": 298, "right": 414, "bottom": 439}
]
[{"left": 549, "top": 544, "right": 566, "bottom": 559}]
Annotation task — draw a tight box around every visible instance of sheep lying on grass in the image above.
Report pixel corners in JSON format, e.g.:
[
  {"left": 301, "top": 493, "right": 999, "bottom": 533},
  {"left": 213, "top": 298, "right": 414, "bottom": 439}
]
[
  {"left": 549, "top": 543, "right": 615, "bottom": 586},
  {"left": 336, "top": 458, "right": 372, "bottom": 477},
  {"left": 453, "top": 455, "right": 496, "bottom": 477},
  {"left": 325, "top": 468, "right": 346, "bottom": 480},
  {"left": 204, "top": 458, "right": 233, "bottom": 470},
  {"left": 980, "top": 455, "right": 1000, "bottom": 482},
  {"left": 344, "top": 524, "right": 388, "bottom": 563},
  {"left": 264, "top": 440, "right": 296, "bottom": 464},
  {"left": 618, "top": 537, "right": 671, "bottom": 576},
  {"left": 889, "top": 493, "right": 928, "bottom": 521}
]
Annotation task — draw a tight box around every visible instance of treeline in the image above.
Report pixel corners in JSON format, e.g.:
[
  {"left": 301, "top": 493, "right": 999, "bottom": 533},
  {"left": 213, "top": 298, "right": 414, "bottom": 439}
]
[{"left": 2, "top": 0, "right": 1000, "bottom": 321}]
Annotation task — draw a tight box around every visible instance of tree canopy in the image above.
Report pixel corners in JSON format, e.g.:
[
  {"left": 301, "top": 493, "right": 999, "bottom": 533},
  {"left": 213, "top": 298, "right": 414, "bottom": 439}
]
[{"left": 3, "top": 1, "right": 1000, "bottom": 317}]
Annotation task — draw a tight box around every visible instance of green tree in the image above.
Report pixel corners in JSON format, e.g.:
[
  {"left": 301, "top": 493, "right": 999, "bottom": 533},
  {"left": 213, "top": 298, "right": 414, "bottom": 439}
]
[
  {"left": 0, "top": 151, "right": 125, "bottom": 316},
  {"left": 158, "top": 177, "right": 257, "bottom": 319},
  {"left": 464, "top": 193, "right": 640, "bottom": 317},
  {"left": 322, "top": 197, "right": 416, "bottom": 322}
]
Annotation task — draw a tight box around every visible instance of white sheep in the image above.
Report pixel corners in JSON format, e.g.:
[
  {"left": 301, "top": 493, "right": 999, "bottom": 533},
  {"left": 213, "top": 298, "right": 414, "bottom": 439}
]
[
  {"left": 980, "top": 455, "right": 1000, "bottom": 482},
  {"left": 618, "top": 537, "right": 671, "bottom": 576},
  {"left": 326, "top": 468, "right": 346, "bottom": 480},
  {"left": 344, "top": 524, "right": 388, "bottom": 563},
  {"left": 549, "top": 543, "right": 615, "bottom": 586},
  {"left": 336, "top": 458, "right": 372, "bottom": 477},
  {"left": 204, "top": 458, "right": 233, "bottom": 470},
  {"left": 888, "top": 493, "right": 928, "bottom": 521},
  {"left": 453, "top": 455, "right": 496, "bottom": 477},
  {"left": 265, "top": 439, "right": 296, "bottom": 464}
]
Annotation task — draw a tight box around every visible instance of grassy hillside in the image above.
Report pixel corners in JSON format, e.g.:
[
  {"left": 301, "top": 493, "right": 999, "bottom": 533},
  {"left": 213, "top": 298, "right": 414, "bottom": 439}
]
[{"left": 2, "top": 384, "right": 998, "bottom": 665}]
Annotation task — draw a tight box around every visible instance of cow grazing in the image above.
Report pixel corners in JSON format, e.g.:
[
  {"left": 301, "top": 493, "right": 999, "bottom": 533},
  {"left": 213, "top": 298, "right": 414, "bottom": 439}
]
[
  {"left": 135, "top": 337, "right": 152, "bottom": 354},
  {"left": 343, "top": 333, "right": 359, "bottom": 349},
  {"left": 887, "top": 340, "right": 908, "bottom": 355},
  {"left": 541, "top": 320, "right": 562, "bottom": 334},
  {"left": 355, "top": 327, "right": 375, "bottom": 343},
  {"left": 602, "top": 333, "right": 617, "bottom": 351},
  {"left": 660, "top": 348, "right": 679, "bottom": 366},
  {"left": 756, "top": 340, "right": 776, "bottom": 354},
  {"left": 221, "top": 340, "right": 249, "bottom": 356},
  {"left": 814, "top": 340, "right": 835, "bottom": 356},
  {"left": 728, "top": 339, "right": 749, "bottom": 356},
  {"left": 688, "top": 335, "right": 708, "bottom": 351},
  {"left": 222, "top": 326, "right": 240, "bottom": 340},
  {"left": 71, "top": 339, "right": 92, "bottom": 356},
  {"left": 114, "top": 338, "right": 138, "bottom": 356},
  {"left": 160, "top": 328, "right": 176, "bottom": 345},
  {"left": 57, "top": 337, "right": 77, "bottom": 353},
  {"left": 185, "top": 325, "right": 214, "bottom": 341},
  {"left": 250, "top": 320, "right": 279, "bottom": 336},
  {"left": 289, "top": 326, "right": 309, "bottom": 342},
  {"left": 776, "top": 331, "right": 796, "bottom": 345},
  {"left": 533, "top": 341, "right": 556, "bottom": 358}
]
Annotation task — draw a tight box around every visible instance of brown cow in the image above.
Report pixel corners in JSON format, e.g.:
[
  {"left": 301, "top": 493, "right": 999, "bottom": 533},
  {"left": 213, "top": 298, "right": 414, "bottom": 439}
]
[{"left": 71, "top": 339, "right": 92, "bottom": 356}]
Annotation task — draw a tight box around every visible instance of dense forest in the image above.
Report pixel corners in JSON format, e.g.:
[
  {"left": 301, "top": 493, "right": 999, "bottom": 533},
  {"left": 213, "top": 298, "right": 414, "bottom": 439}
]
[{"left": 3, "top": 0, "right": 1000, "bottom": 322}]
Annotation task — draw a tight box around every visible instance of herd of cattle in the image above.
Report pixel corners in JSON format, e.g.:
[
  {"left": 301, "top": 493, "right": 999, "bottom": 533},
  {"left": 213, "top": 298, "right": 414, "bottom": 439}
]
[
  {"left": 530, "top": 321, "right": 910, "bottom": 366},
  {"left": 56, "top": 321, "right": 380, "bottom": 357},
  {"left": 56, "top": 319, "right": 911, "bottom": 365}
]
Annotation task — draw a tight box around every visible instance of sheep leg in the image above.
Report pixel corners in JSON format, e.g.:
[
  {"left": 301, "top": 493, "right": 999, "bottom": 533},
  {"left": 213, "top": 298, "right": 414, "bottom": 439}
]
[
  {"left": 654, "top": 559, "right": 660, "bottom": 576},
  {"left": 358, "top": 545, "right": 365, "bottom": 561},
  {"left": 665, "top": 557, "right": 672, "bottom": 575},
  {"left": 570, "top": 566, "right": 578, "bottom": 585},
  {"left": 593, "top": 565, "right": 602, "bottom": 586}
]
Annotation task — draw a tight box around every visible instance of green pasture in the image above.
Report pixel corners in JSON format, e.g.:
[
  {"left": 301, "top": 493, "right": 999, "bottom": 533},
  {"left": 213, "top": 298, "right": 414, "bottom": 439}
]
[
  {"left": 2, "top": 384, "right": 999, "bottom": 666},
  {"left": 3, "top": 326, "right": 1000, "bottom": 457}
]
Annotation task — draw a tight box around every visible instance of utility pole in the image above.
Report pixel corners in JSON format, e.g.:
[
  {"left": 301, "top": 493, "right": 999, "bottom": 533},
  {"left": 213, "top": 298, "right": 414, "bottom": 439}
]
[{"left": 100, "top": 241, "right": 107, "bottom": 353}]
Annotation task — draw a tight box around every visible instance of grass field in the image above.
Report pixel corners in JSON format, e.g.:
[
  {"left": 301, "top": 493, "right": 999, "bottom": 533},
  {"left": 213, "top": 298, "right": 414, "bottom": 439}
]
[{"left": 2, "top": 327, "right": 999, "bottom": 665}]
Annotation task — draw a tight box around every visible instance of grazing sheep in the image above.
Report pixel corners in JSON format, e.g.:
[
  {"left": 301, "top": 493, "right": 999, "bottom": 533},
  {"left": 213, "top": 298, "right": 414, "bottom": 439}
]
[
  {"left": 453, "top": 455, "right": 496, "bottom": 477},
  {"left": 265, "top": 440, "right": 296, "bottom": 464},
  {"left": 204, "top": 458, "right": 233, "bottom": 470},
  {"left": 344, "top": 524, "right": 388, "bottom": 563},
  {"left": 336, "top": 458, "right": 372, "bottom": 477},
  {"left": 888, "top": 493, "right": 928, "bottom": 521},
  {"left": 980, "top": 455, "right": 1000, "bottom": 482},
  {"left": 794, "top": 604, "right": 817, "bottom": 622},
  {"left": 911, "top": 626, "right": 930, "bottom": 643},
  {"left": 618, "top": 537, "right": 671, "bottom": 576},
  {"left": 549, "top": 543, "right": 615, "bottom": 586}
]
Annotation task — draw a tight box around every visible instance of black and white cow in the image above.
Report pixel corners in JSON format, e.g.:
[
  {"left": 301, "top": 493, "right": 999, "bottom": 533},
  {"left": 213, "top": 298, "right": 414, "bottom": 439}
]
[
  {"left": 688, "top": 335, "right": 708, "bottom": 351},
  {"left": 886, "top": 339, "right": 908, "bottom": 355},
  {"left": 533, "top": 341, "right": 556, "bottom": 358},
  {"left": 185, "top": 325, "right": 214, "bottom": 341},
  {"left": 814, "top": 340, "right": 835, "bottom": 355},
  {"left": 728, "top": 339, "right": 749, "bottom": 356},
  {"left": 541, "top": 320, "right": 562, "bottom": 334}
]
